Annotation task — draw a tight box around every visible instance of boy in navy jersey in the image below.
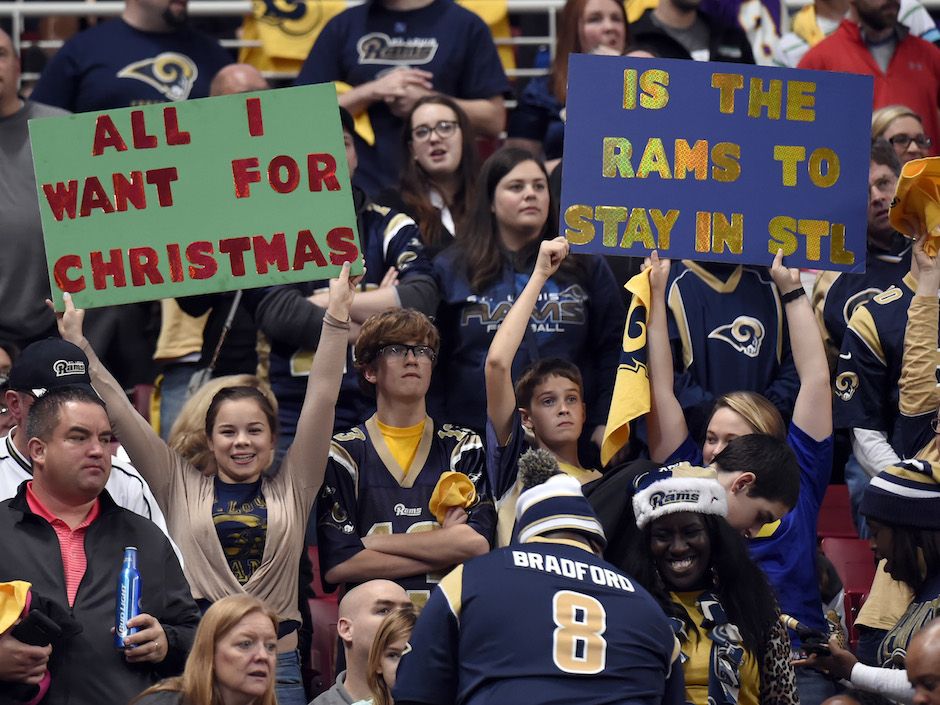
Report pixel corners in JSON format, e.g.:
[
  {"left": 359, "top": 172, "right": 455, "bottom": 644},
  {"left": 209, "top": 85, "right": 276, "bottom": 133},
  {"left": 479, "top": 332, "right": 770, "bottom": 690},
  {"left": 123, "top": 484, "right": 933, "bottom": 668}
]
[
  {"left": 484, "top": 237, "right": 603, "bottom": 545},
  {"left": 316, "top": 308, "right": 496, "bottom": 606},
  {"left": 394, "top": 451, "right": 684, "bottom": 705}
]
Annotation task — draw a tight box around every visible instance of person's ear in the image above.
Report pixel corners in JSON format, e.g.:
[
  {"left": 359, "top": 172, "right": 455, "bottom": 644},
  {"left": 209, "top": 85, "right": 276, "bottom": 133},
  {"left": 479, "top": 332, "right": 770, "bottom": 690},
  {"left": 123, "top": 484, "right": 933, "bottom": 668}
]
[
  {"left": 27, "top": 437, "right": 45, "bottom": 465},
  {"left": 337, "top": 617, "right": 354, "bottom": 646},
  {"left": 363, "top": 365, "right": 378, "bottom": 385},
  {"left": 519, "top": 407, "right": 533, "bottom": 430},
  {"left": 730, "top": 471, "right": 756, "bottom": 495}
]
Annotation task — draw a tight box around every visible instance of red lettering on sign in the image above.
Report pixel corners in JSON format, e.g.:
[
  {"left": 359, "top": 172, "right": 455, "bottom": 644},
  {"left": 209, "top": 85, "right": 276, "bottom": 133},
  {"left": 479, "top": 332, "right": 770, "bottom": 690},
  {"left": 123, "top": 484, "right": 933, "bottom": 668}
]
[
  {"left": 307, "top": 153, "right": 340, "bottom": 192},
  {"left": 167, "top": 243, "right": 184, "bottom": 282},
  {"left": 163, "top": 107, "right": 191, "bottom": 145},
  {"left": 92, "top": 115, "right": 127, "bottom": 156},
  {"left": 131, "top": 110, "right": 158, "bottom": 149},
  {"left": 292, "top": 229, "right": 328, "bottom": 269},
  {"left": 246, "top": 97, "right": 264, "bottom": 137},
  {"left": 186, "top": 241, "right": 217, "bottom": 280},
  {"left": 79, "top": 177, "right": 116, "bottom": 217},
  {"left": 326, "top": 227, "right": 359, "bottom": 264},
  {"left": 90, "top": 249, "right": 127, "bottom": 289},
  {"left": 252, "top": 232, "right": 290, "bottom": 273},
  {"left": 114, "top": 172, "right": 147, "bottom": 212},
  {"left": 268, "top": 156, "right": 300, "bottom": 194},
  {"left": 53, "top": 255, "right": 85, "bottom": 293},
  {"left": 42, "top": 181, "right": 79, "bottom": 221},
  {"left": 129, "top": 247, "right": 164, "bottom": 286},
  {"left": 219, "top": 236, "right": 252, "bottom": 276},
  {"left": 232, "top": 158, "right": 261, "bottom": 199},
  {"left": 145, "top": 167, "right": 178, "bottom": 207}
]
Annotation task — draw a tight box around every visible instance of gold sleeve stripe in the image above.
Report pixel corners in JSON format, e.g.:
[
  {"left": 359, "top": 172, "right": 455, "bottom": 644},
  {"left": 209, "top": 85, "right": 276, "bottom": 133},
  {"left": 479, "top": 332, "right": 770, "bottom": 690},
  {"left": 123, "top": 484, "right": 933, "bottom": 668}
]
[
  {"left": 847, "top": 306, "right": 886, "bottom": 366},
  {"left": 667, "top": 276, "right": 694, "bottom": 370},
  {"left": 438, "top": 564, "right": 464, "bottom": 623}
]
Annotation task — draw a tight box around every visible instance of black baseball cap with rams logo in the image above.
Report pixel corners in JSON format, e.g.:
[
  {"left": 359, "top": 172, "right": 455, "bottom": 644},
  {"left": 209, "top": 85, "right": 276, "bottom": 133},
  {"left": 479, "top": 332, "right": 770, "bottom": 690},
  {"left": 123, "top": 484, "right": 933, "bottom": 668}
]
[{"left": 8, "top": 338, "right": 97, "bottom": 398}]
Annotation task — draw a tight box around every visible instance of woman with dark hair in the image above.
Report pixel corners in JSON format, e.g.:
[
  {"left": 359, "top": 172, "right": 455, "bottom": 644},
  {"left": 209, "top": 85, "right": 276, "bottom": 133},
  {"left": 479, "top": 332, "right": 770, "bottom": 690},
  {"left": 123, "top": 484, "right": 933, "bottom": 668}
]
[
  {"left": 506, "top": 0, "right": 628, "bottom": 163},
  {"left": 54, "top": 265, "right": 360, "bottom": 705},
  {"left": 809, "top": 460, "right": 940, "bottom": 703},
  {"left": 628, "top": 466, "right": 798, "bottom": 705},
  {"left": 379, "top": 95, "right": 479, "bottom": 255},
  {"left": 431, "top": 147, "right": 623, "bottom": 440}
]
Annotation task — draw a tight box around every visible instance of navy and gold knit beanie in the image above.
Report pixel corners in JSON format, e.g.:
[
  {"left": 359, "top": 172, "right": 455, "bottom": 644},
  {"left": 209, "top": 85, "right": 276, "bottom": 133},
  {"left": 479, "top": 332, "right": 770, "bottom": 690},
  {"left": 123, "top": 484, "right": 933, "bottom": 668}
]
[{"left": 861, "top": 459, "right": 940, "bottom": 529}]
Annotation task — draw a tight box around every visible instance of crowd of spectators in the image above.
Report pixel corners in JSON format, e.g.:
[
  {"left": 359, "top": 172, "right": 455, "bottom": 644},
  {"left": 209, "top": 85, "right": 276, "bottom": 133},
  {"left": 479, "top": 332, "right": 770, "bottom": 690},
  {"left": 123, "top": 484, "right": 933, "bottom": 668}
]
[{"left": 3, "top": 0, "right": 940, "bottom": 703}]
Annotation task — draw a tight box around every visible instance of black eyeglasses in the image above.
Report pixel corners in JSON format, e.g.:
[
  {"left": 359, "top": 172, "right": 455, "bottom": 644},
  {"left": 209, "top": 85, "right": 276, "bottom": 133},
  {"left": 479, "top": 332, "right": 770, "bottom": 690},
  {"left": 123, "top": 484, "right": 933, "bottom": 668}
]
[
  {"left": 410, "top": 120, "right": 458, "bottom": 142},
  {"left": 378, "top": 344, "right": 437, "bottom": 362},
  {"left": 888, "top": 133, "right": 932, "bottom": 150}
]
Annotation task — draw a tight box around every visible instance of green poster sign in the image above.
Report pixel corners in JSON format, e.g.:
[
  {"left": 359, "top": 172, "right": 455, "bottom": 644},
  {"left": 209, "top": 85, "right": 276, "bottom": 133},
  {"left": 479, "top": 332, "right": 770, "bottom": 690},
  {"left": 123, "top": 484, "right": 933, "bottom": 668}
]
[{"left": 30, "top": 83, "right": 362, "bottom": 309}]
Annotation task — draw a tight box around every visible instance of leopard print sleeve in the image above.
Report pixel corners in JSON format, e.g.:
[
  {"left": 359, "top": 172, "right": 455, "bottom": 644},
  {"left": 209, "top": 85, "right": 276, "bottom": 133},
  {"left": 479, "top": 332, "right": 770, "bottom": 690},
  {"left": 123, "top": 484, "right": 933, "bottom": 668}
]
[{"left": 760, "top": 619, "right": 801, "bottom": 705}]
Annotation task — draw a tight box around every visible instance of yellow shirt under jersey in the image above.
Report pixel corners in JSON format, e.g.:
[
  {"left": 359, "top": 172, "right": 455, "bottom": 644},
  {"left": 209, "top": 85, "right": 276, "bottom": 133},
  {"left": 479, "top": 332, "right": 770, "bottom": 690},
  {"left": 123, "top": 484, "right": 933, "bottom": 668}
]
[
  {"left": 376, "top": 419, "right": 426, "bottom": 478},
  {"left": 672, "top": 591, "right": 760, "bottom": 705}
]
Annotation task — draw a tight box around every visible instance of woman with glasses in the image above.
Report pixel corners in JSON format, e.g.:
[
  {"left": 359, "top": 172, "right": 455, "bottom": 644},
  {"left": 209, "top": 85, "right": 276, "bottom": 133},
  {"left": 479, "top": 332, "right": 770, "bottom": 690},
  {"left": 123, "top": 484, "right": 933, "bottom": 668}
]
[
  {"left": 872, "top": 105, "right": 932, "bottom": 165},
  {"left": 378, "top": 96, "right": 479, "bottom": 256},
  {"left": 506, "top": 0, "right": 628, "bottom": 165},
  {"left": 430, "top": 147, "right": 624, "bottom": 447},
  {"left": 54, "top": 266, "right": 360, "bottom": 705}
]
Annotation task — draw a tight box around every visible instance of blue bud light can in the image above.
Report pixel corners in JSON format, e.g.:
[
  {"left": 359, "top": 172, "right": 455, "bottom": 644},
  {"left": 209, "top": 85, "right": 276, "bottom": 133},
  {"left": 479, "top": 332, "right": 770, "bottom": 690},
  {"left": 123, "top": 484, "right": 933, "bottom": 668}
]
[{"left": 115, "top": 547, "right": 141, "bottom": 649}]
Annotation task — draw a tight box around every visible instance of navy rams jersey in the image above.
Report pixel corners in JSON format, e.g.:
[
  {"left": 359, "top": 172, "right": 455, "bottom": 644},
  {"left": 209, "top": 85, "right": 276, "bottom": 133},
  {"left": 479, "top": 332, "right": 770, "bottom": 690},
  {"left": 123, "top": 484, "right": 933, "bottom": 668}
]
[
  {"left": 893, "top": 295, "right": 940, "bottom": 463},
  {"left": 834, "top": 274, "right": 918, "bottom": 440},
  {"left": 394, "top": 538, "right": 683, "bottom": 705},
  {"left": 666, "top": 261, "right": 798, "bottom": 422},
  {"left": 316, "top": 416, "right": 496, "bottom": 604},
  {"left": 813, "top": 239, "right": 911, "bottom": 363}
]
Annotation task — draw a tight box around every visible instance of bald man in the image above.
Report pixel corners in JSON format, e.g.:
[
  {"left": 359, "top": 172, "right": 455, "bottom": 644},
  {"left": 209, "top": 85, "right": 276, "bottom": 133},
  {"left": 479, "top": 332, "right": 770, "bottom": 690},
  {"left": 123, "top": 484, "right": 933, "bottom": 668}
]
[
  {"left": 907, "top": 618, "right": 940, "bottom": 705},
  {"left": 209, "top": 63, "right": 269, "bottom": 97},
  {"left": 313, "top": 580, "right": 413, "bottom": 705}
]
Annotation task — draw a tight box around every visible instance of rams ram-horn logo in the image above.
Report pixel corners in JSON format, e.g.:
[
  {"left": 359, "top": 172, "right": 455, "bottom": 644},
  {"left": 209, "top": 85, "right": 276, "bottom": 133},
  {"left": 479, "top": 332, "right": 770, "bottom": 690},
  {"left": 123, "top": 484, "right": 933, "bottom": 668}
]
[
  {"left": 707, "top": 316, "right": 765, "bottom": 358},
  {"left": 834, "top": 371, "right": 859, "bottom": 402},
  {"left": 253, "top": 0, "right": 323, "bottom": 36},
  {"left": 118, "top": 53, "right": 198, "bottom": 101}
]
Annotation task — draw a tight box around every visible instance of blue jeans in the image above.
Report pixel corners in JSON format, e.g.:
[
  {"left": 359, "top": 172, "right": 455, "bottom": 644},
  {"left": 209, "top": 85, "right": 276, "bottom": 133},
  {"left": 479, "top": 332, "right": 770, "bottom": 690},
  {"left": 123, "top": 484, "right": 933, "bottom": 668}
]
[
  {"left": 795, "top": 666, "right": 840, "bottom": 705},
  {"left": 276, "top": 649, "right": 307, "bottom": 705},
  {"left": 159, "top": 362, "right": 199, "bottom": 441},
  {"left": 844, "top": 454, "right": 870, "bottom": 538}
]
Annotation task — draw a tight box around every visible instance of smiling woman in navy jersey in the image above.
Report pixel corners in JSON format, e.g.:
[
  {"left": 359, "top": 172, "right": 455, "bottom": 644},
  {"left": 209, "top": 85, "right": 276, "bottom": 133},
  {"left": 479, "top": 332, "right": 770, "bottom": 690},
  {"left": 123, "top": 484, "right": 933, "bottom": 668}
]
[{"left": 430, "top": 147, "right": 624, "bottom": 443}]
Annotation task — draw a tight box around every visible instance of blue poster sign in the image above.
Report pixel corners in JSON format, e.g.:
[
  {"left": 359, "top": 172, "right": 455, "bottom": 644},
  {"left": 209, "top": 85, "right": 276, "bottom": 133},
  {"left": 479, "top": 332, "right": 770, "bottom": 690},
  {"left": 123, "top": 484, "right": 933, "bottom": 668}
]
[{"left": 561, "top": 55, "right": 873, "bottom": 272}]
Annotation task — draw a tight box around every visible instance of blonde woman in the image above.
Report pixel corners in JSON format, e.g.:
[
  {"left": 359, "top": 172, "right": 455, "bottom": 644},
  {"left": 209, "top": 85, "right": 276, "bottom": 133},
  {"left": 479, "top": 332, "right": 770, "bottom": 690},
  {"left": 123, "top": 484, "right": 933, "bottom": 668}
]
[
  {"left": 134, "top": 595, "right": 278, "bottom": 705},
  {"left": 872, "top": 105, "right": 931, "bottom": 165},
  {"left": 364, "top": 608, "right": 416, "bottom": 705}
]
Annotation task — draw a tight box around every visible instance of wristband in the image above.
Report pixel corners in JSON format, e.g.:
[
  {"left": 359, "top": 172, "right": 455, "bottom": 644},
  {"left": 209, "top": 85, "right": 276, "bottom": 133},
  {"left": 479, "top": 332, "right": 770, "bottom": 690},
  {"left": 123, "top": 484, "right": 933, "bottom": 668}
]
[
  {"left": 780, "top": 288, "right": 806, "bottom": 305},
  {"left": 323, "top": 311, "right": 351, "bottom": 330}
]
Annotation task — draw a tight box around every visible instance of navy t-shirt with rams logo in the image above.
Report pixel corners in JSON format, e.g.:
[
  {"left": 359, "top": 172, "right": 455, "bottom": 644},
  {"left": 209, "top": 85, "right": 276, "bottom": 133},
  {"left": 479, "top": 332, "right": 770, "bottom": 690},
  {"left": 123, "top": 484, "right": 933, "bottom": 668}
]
[{"left": 31, "top": 19, "right": 231, "bottom": 112}]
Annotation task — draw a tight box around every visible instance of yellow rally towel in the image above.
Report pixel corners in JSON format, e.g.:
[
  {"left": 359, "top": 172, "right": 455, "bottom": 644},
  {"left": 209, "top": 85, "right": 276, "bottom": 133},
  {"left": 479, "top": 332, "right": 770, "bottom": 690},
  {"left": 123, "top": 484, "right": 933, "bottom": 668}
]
[
  {"left": 429, "top": 471, "right": 477, "bottom": 524},
  {"left": 890, "top": 157, "right": 940, "bottom": 257},
  {"left": 0, "top": 581, "right": 31, "bottom": 635},
  {"left": 601, "top": 268, "right": 652, "bottom": 466},
  {"left": 626, "top": 0, "right": 658, "bottom": 23},
  {"left": 457, "top": 0, "right": 515, "bottom": 71},
  {"left": 239, "top": 0, "right": 349, "bottom": 71},
  {"left": 791, "top": 4, "right": 826, "bottom": 48}
]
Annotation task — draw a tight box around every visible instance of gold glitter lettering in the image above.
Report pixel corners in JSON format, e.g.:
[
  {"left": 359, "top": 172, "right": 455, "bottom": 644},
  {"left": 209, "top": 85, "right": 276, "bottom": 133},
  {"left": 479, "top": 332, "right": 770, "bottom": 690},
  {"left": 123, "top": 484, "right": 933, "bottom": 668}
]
[
  {"left": 674, "top": 140, "right": 708, "bottom": 180},
  {"left": 809, "top": 148, "right": 840, "bottom": 188},
  {"left": 711, "top": 73, "right": 744, "bottom": 114},
  {"left": 773, "top": 146, "right": 805, "bottom": 186},
  {"left": 564, "top": 204, "right": 596, "bottom": 244},
  {"left": 747, "top": 78, "right": 783, "bottom": 120},
  {"left": 637, "top": 138, "right": 672, "bottom": 179},
  {"left": 786, "top": 81, "right": 816, "bottom": 121},
  {"left": 596, "top": 206, "right": 628, "bottom": 246},
  {"left": 603, "top": 138, "right": 634, "bottom": 178}
]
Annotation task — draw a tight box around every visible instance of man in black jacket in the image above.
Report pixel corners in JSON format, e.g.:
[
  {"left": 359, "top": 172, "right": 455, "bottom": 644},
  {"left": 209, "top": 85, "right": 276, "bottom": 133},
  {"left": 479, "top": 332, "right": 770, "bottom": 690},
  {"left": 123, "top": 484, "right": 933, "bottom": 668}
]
[{"left": 0, "top": 387, "right": 199, "bottom": 705}]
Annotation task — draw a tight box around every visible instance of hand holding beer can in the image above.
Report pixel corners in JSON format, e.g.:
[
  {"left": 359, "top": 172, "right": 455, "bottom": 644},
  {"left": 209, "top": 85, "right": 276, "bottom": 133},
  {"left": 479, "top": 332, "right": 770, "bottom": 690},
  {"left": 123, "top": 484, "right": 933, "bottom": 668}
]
[{"left": 115, "top": 547, "right": 141, "bottom": 649}]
